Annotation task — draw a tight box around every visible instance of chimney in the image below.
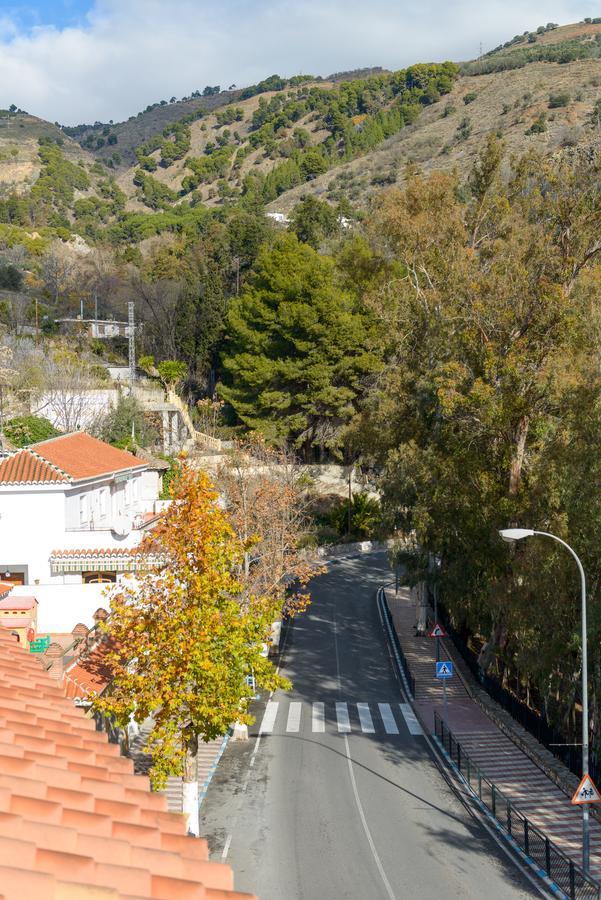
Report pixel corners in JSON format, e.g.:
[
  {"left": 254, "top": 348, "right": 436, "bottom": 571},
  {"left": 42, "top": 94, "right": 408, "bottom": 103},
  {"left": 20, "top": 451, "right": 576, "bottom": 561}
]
[{"left": 44, "top": 642, "right": 65, "bottom": 682}]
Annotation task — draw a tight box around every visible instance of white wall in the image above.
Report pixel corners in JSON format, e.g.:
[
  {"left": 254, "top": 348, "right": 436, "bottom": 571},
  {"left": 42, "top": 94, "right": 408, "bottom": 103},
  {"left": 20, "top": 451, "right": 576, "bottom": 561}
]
[
  {"left": 10, "top": 582, "right": 113, "bottom": 633},
  {"left": 63, "top": 471, "right": 146, "bottom": 531},
  {"left": 0, "top": 470, "right": 155, "bottom": 586},
  {"left": 0, "top": 486, "right": 66, "bottom": 584}
]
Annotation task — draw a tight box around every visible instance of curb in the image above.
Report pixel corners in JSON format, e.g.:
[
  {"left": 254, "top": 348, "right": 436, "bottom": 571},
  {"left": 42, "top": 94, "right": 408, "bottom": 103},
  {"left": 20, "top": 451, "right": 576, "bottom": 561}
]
[
  {"left": 377, "top": 585, "right": 568, "bottom": 900},
  {"left": 433, "top": 735, "right": 569, "bottom": 899}
]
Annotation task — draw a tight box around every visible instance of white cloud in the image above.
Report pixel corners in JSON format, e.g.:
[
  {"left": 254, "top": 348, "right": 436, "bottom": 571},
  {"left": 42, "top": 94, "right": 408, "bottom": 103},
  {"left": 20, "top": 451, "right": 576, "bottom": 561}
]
[{"left": 0, "top": 0, "right": 598, "bottom": 124}]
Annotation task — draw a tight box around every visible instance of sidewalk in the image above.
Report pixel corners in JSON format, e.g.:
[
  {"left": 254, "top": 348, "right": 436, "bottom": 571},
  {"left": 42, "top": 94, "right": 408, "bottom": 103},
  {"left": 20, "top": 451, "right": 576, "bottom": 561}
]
[
  {"left": 129, "top": 717, "right": 226, "bottom": 814},
  {"left": 387, "top": 587, "right": 601, "bottom": 882}
]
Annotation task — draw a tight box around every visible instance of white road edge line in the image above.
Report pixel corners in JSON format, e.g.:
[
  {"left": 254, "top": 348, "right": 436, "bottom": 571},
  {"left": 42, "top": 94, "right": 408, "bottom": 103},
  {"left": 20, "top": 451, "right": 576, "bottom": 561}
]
[
  {"left": 344, "top": 733, "right": 396, "bottom": 900},
  {"left": 334, "top": 581, "right": 396, "bottom": 900},
  {"left": 221, "top": 833, "right": 232, "bottom": 860}
]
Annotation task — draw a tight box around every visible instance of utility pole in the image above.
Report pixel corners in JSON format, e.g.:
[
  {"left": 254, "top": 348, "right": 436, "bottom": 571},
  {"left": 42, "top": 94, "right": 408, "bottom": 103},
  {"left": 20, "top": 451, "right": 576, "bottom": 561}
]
[{"left": 128, "top": 301, "right": 136, "bottom": 396}]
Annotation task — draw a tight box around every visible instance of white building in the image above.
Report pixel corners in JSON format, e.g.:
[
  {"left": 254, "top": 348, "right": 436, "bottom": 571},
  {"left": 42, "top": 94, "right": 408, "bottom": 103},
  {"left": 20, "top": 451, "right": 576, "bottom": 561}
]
[{"left": 0, "top": 432, "right": 164, "bottom": 588}]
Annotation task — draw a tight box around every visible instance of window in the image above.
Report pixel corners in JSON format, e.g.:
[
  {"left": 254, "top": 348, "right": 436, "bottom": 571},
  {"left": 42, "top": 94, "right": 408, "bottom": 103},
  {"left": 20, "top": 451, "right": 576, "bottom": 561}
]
[
  {"left": 79, "top": 495, "right": 88, "bottom": 525},
  {"left": 99, "top": 489, "right": 108, "bottom": 519},
  {"left": 124, "top": 479, "right": 131, "bottom": 507}
]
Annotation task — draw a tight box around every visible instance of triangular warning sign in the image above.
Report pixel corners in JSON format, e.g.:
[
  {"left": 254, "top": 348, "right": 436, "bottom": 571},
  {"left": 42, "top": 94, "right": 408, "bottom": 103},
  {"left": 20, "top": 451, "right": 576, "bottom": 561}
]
[
  {"left": 438, "top": 663, "right": 451, "bottom": 675},
  {"left": 429, "top": 623, "right": 446, "bottom": 638},
  {"left": 571, "top": 774, "right": 601, "bottom": 805}
]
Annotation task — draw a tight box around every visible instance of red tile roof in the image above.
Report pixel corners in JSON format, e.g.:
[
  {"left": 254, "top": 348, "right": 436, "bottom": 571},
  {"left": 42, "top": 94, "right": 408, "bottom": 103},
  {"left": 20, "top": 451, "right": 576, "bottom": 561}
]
[
  {"left": 0, "top": 631, "right": 256, "bottom": 900},
  {"left": 0, "top": 433, "right": 147, "bottom": 485},
  {"left": 0, "top": 583, "right": 12, "bottom": 599},
  {"left": 0, "top": 451, "right": 69, "bottom": 485},
  {"left": 0, "top": 596, "right": 37, "bottom": 611},
  {"left": 50, "top": 548, "right": 142, "bottom": 559},
  {"left": 63, "top": 638, "right": 115, "bottom": 702}
]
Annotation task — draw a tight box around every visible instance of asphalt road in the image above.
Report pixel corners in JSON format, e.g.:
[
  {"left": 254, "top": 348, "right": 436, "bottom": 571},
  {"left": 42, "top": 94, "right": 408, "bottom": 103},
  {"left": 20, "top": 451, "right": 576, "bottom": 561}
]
[{"left": 201, "top": 553, "right": 539, "bottom": 899}]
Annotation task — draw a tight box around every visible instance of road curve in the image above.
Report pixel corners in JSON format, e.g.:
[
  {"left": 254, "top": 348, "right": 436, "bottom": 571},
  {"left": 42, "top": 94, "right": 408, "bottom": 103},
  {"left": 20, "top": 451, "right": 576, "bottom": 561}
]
[{"left": 201, "top": 553, "right": 539, "bottom": 899}]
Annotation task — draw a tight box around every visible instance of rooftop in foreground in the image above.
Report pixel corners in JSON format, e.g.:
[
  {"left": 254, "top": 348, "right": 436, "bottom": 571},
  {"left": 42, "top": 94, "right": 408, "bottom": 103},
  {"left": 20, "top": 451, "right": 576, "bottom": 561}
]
[{"left": 0, "top": 630, "right": 255, "bottom": 899}]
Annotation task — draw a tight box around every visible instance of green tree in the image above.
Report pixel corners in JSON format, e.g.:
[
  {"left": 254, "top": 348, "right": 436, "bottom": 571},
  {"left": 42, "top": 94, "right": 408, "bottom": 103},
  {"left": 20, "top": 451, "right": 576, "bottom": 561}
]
[
  {"left": 354, "top": 145, "right": 601, "bottom": 735},
  {"left": 289, "top": 196, "right": 339, "bottom": 248},
  {"left": 98, "top": 394, "right": 156, "bottom": 449},
  {"left": 3, "top": 415, "right": 59, "bottom": 447},
  {"left": 219, "top": 233, "right": 380, "bottom": 457}
]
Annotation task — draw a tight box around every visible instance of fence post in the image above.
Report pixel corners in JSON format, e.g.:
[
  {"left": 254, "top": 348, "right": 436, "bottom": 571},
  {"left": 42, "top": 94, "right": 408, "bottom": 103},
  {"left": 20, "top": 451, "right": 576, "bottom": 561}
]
[
  {"left": 466, "top": 755, "right": 470, "bottom": 786},
  {"left": 545, "top": 837, "right": 550, "bottom": 878},
  {"left": 457, "top": 744, "right": 461, "bottom": 773},
  {"left": 507, "top": 800, "right": 512, "bottom": 836},
  {"left": 491, "top": 783, "right": 496, "bottom": 817},
  {"left": 524, "top": 819, "right": 529, "bottom": 857},
  {"left": 478, "top": 772, "right": 482, "bottom": 800}
]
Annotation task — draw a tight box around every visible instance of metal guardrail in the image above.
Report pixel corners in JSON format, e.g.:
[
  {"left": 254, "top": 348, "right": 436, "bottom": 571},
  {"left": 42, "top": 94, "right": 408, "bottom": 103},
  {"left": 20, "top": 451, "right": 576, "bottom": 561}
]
[
  {"left": 434, "top": 711, "right": 601, "bottom": 900},
  {"left": 377, "top": 586, "right": 416, "bottom": 698}
]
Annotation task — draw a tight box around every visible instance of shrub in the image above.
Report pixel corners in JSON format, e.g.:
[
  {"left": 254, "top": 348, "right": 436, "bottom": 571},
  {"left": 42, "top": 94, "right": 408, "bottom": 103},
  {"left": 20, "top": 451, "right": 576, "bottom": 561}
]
[
  {"left": 3, "top": 415, "right": 60, "bottom": 447},
  {"left": 526, "top": 113, "right": 547, "bottom": 134},
  {"left": 0, "top": 263, "right": 23, "bottom": 290},
  {"left": 456, "top": 116, "right": 472, "bottom": 141},
  {"left": 463, "top": 92, "right": 477, "bottom": 105},
  {"left": 330, "top": 493, "right": 382, "bottom": 540},
  {"left": 549, "top": 93, "right": 570, "bottom": 108}
]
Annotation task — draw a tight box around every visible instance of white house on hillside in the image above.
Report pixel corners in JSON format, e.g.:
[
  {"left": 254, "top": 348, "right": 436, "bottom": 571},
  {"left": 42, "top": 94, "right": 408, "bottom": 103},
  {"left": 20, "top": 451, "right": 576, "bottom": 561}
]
[{"left": 0, "top": 432, "right": 165, "bottom": 587}]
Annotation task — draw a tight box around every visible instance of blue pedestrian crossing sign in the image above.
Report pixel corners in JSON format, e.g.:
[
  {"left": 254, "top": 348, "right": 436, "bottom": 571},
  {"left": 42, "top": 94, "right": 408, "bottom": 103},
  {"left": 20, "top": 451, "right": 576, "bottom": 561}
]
[{"left": 436, "top": 661, "right": 453, "bottom": 679}]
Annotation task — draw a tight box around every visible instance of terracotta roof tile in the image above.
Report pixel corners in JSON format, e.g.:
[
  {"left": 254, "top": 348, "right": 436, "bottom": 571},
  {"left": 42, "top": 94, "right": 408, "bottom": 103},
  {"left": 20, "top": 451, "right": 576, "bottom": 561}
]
[
  {"left": 0, "top": 451, "right": 69, "bottom": 485},
  {"left": 31, "top": 433, "right": 146, "bottom": 481},
  {"left": 0, "top": 632, "right": 256, "bottom": 900},
  {"left": 0, "top": 596, "right": 36, "bottom": 611}
]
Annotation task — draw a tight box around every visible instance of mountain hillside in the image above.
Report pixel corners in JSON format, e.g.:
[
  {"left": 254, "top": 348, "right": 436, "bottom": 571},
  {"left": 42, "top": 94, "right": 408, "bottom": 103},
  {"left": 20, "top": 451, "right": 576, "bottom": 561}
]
[
  {"left": 1, "top": 21, "right": 601, "bottom": 248},
  {"left": 0, "top": 111, "right": 95, "bottom": 194}
]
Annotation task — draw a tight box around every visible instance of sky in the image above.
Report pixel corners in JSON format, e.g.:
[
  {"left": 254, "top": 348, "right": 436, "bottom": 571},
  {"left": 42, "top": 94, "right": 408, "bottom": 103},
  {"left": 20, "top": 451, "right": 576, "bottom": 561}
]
[{"left": 0, "top": 0, "right": 599, "bottom": 125}]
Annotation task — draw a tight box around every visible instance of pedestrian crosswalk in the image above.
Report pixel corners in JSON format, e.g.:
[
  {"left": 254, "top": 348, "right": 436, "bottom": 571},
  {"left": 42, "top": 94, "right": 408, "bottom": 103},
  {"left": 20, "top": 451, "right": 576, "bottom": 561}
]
[{"left": 258, "top": 700, "right": 423, "bottom": 737}]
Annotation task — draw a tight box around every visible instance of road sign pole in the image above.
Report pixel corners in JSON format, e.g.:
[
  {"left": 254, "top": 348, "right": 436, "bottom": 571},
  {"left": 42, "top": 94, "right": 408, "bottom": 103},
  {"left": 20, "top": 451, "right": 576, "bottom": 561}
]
[{"left": 443, "top": 677, "right": 448, "bottom": 728}]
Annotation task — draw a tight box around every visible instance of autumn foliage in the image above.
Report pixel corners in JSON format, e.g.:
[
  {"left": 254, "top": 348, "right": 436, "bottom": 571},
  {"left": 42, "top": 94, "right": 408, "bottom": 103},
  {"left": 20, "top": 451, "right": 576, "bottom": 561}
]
[{"left": 94, "top": 467, "right": 291, "bottom": 789}]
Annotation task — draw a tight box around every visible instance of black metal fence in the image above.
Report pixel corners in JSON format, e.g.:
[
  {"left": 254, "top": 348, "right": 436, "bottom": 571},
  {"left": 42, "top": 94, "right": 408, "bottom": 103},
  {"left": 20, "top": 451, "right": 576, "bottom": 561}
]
[
  {"left": 434, "top": 602, "right": 600, "bottom": 784},
  {"left": 378, "top": 587, "right": 416, "bottom": 698},
  {"left": 435, "top": 711, "right": 600, "bottom": 900}
]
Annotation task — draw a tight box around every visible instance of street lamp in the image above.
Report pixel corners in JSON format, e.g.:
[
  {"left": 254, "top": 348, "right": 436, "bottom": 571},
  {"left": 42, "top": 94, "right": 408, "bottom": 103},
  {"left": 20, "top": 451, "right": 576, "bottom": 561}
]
[{"left": 499, "top": 527, "right": 590, "bottom": 873}]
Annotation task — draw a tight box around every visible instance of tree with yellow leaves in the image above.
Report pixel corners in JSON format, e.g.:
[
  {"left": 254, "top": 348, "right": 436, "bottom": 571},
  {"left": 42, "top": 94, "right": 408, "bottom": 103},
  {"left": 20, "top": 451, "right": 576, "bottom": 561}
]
[{"left": 94, "top": 467, "right": 289, "bottom": 835}]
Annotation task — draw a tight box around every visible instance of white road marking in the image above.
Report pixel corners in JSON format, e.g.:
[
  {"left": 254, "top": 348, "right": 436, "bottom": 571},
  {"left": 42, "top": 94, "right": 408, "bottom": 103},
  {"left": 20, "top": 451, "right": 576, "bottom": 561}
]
[
  {"left": 286, "top": 702, "right": 302, "bottom": 732},
  {"left": 312, "top": 702, "right": 325, "bottom": 732},
  {"left": 400, "top": 703, "right": 424, "bottom": 736},
  {"left": 259, "top": 701, "right": 279, "bottom": 734},
  {"left": 336, "top": 702, "right": 351, "bottom": 733},
  {"left": 378, "top": 703, "right": 399, "bottom": 734},
  {"left": 344, "top": 732, "right": 396, "bottom": 898},
  {"left": 221, "top": 833, "right": 232, "bottom": 859},
  {"left": 357, "top": 702, "right": 375, "bottom": 733}
]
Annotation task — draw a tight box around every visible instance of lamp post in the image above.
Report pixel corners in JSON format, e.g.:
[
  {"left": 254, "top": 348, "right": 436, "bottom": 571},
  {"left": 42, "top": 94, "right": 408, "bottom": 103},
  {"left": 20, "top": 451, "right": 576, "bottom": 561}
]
[{"left": 499, "top": 527, "right": 590, "bottom": 873}]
